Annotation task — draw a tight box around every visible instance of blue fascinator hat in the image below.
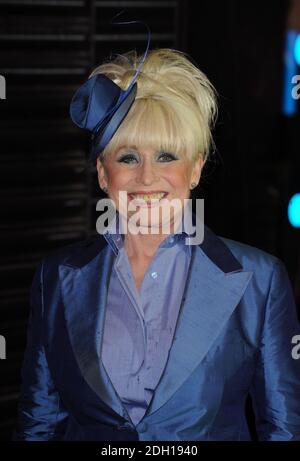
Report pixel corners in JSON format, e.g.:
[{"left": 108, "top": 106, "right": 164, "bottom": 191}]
[{"left": 69, "top": 18, "right": 151, "bottom": 164}]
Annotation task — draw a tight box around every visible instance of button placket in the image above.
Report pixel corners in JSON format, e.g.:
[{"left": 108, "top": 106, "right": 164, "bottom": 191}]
[{"left": 115, "top": 250, "right": 147, "bottom": 373}]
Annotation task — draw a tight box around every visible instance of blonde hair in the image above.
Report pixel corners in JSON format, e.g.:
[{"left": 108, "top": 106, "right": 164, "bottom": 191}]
[{"left": 89, "top": 48, "right": 218, "bottom": 164}]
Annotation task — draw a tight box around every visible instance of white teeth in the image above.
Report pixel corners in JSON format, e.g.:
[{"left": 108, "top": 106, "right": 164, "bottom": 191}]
[{"left": 131, "top": 193, "right": 166, "bottom": 201}]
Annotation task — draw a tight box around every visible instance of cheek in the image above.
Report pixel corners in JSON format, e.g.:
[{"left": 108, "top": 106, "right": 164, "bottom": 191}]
[
  {"left": 165, "top": 169, "right": 190, "bottom": 190},
  {"left": 107, "top": 166, "right": 131, "bottom": 189}
]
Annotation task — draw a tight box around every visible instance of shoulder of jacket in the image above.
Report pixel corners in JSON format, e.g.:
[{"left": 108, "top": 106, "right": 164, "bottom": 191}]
[
  {"left": 218, "top": 235, "right": 282, "bottom": 272},
  {"left": 40, "top": 234, "right": 108, "bottom": 269}
]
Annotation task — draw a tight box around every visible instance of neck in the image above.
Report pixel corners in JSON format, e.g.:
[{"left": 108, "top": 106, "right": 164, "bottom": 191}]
[
  {"left": 120, "top": 215, "right": 179, "bottom": 260},
  {"left": 117, "top": 205, "right": 191, "bottom": 259},
  {"left": 123, "top": 231, "right": 169, "bottom": 259}
]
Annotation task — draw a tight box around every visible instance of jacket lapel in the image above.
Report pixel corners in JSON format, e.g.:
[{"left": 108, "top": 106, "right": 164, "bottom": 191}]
[
  {"left": 58, "top": 238, "right": 132, "bottom": 421},
  {"left": 145, "top": 239, "right": 253, "bottom": 416},
  {"left": 58, "top": 221, "right": 253, "bottom": 423}
]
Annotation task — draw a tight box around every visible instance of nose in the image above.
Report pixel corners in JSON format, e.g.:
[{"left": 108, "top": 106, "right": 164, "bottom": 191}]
[{"left": 136, "top": 157, "right": 159, "bottom": 185}]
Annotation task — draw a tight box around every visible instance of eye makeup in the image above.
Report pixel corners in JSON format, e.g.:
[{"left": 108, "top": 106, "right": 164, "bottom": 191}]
[{"left": 116, "top": 149, "right": 179, "bottom": 164}]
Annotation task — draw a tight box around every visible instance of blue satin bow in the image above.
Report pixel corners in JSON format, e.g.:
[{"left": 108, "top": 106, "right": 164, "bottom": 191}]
[{"left": 69, "top": 18, "right": 151, "bottom": 163}]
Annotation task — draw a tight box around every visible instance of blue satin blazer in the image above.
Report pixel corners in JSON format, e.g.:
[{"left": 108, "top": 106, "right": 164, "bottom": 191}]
[{"left": 13, "top": 221, "right": 300, "bottom": 441}]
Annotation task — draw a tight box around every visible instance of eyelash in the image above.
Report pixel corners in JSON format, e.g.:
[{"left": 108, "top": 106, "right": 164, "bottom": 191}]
[{"left": 118, "top": 152, "right": 177, "bottom": 164}]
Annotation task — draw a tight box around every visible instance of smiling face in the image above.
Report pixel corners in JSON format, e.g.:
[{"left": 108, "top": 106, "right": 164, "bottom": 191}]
[
  {"left": 96, "top": 145, "right": 204, "bottom": 233},
  {"left": 90, "top": 46, "right": 217, "bottom": 234}
]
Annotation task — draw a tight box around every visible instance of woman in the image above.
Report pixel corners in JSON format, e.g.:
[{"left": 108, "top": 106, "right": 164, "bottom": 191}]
[{"left": 13, "top": 46, "right": 300, "bottom": 441}]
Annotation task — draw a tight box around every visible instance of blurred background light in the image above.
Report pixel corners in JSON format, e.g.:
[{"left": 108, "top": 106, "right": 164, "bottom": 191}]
[{"left": 288, "top": 193, "right": 300, "bottom": 227}]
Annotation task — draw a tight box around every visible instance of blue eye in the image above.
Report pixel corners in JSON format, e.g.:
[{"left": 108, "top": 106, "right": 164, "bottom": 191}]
[
  {"left": 117, "top": 151, "right": 178, "bottom": 164},
  {"left": 157, "top": 152, "right": 177, "bottom": 162},
  {"left": 118, "top": 154, "right": 138, "bottom": 164}
]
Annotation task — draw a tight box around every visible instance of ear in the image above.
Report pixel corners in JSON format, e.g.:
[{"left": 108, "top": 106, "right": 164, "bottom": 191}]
[
  {"left": 96, "top": 157, "right": 108, "bottom": 190},
  {"left": 191, "top": 155, "right": 205, "bottom": 185}
]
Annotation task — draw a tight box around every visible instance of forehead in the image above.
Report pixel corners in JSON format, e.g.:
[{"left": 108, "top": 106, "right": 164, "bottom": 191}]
[{"left": 100, "top": 106, "right": 195, "bottom": 160}]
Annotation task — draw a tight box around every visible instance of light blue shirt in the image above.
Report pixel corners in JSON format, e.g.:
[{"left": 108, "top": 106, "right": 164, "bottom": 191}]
[{"left": 101, "top": 206, "right": 194, "bottom": 425}]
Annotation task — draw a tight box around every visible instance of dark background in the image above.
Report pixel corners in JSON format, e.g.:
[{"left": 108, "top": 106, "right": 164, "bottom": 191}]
[{"left": 0, "top": 0, "right": 299, "bottom": 441}]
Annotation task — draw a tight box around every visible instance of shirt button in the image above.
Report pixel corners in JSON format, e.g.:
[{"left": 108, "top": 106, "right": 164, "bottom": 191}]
[
  {"left": 117, "top": 422, "right": 136, "bottom": 432},
  {"left": 151, "top": 271, "right": 158, "bottom": 279},
  {"left": 169, "top": 236, "right": 174, "bottom": 243}
]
